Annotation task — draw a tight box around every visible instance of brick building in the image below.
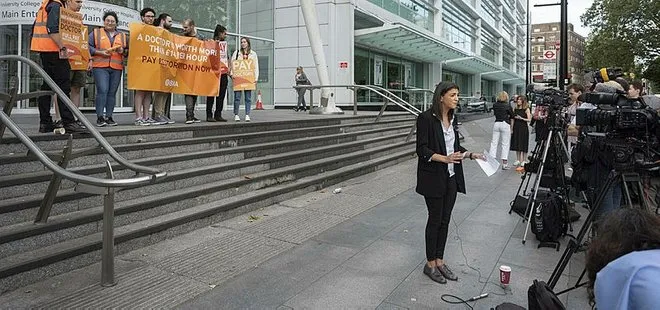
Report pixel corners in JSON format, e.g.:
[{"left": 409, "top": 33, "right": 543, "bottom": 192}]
[{"left": 530, "top": 22, "right": 585, "bottom": 85}]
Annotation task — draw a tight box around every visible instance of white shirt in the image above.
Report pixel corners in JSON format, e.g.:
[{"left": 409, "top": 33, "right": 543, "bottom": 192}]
[{"left": 428, "top": 115, "right": 458, "bottom": 177}]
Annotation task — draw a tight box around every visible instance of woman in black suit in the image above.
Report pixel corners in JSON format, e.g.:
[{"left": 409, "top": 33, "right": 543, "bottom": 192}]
[{"left": 416, "top": 82, "right": 485, "bottom": 284}]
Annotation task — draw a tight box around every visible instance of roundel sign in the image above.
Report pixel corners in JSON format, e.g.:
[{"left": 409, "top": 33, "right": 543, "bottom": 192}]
[{"left": 543, "top": 50, "right": 556, "bottom": 60}]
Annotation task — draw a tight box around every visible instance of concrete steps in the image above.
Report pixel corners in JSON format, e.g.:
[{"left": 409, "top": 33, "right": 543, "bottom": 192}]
[{"left": 0, "top": 113, "right": 416, "bottom": 293}]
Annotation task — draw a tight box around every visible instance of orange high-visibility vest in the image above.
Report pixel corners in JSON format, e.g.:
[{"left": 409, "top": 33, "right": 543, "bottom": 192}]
[
  {"left": 30, "top": 0, "right": 63, "bottom": 52},
  {"left": 92, "top": 28, "right": 126, "bottom": 70}
]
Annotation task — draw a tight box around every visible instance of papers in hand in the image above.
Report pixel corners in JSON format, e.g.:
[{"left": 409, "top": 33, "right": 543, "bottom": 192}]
[{"left": 475, "top": 149, "right": 500, "bottom": 177}]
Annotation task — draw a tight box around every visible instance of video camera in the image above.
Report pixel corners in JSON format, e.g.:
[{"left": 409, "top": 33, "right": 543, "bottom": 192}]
[
  {"left": 575, "top": 68, "right": 660, "bottom": 171},
  {"left": 526, "top": 85, "right": 571, "bottom": 110}
]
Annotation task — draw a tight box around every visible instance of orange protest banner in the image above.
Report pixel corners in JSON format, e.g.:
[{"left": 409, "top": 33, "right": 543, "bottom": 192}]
[
  {"left": 59, "top": 7, "right": 90, "bottom": 71},
  {"left": 232, "top": 58, "right": 256, "bottom": 91},
  {"left": 126, "top": 23, "right": 221, "bottom": 96},
  {"left": 219, "top": 41, "right": 229, "bottom": 75}
]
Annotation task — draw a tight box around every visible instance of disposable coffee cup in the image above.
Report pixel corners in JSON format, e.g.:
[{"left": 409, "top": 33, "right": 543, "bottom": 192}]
[{"left": 499, "top": 265, "right": 512, "bottom": 288}]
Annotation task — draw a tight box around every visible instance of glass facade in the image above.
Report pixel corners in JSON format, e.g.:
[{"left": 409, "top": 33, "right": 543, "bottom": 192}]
[
  {"left": 3, "top": 0, "right": 274, "bottom": 112},
  {"left": 369, "top": 0, "right": 434, "bottom": 31},
  {"left": 354, "top": 47, "right": 424, "bottom": 106},
  {"left": 481, "top": 29, "right": 500, "bottom": 63},
  {"left": 442, "top": 70, "right": 472, "bottom": 97},
  {"left": 442, "top": 0, "right": 476, "bottom": 52}
]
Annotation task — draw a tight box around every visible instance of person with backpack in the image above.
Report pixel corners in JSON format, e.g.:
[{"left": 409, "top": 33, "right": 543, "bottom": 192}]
[{"left": 416, "top": 82, "right": 485, "bottom": 284}]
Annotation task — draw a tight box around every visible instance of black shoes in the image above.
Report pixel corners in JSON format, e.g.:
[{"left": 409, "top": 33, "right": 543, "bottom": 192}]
[
  {"left": 215, "top": 116, "right": 227, "bottom": 122},
  {"left": 63, "top": 121, "right": 88, "bottom": 133},
  {"left": 105, "top": 117, "right": 118, "bottom": 126},
  {"left": 207, "top": 115, "right": 217, "bottom": 122},
  {"left": 423, "top": 264, "right": 447, "bottom": 284},
  {"left": 437, "top": 264, "right": 458, "bottom": 281},
  {"left": 39, "top": 122, "right": 58, "bottom": 133},
  {"left": 96, "top": 116, "right": 107, "bottom": 127}
]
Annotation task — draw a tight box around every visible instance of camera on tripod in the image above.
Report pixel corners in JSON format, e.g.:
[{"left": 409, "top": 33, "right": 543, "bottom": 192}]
[
  {"left": 576, "top": 90, "right": 660, "bottom": 171},
  {"left": 526, "top": 85, "right": 571, "bottom": 111}
]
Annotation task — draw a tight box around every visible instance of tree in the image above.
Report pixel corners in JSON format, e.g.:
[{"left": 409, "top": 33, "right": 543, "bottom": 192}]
[
  {"left": 582, "top": 0, "right": 660, "bottom": 60},
  {"left": 644, "top": 58, "right": 660, "bottom": 89},
  {"left": 581, "top": 0, "right": 660, "bottom": 79}
]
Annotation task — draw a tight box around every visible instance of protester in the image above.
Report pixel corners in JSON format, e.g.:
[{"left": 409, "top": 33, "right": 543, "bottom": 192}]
[
  {"left": 294, "top": 66, "right": 311, "bottom": 112},
  {"left": 133, "top": 7, "right": 157, "bottom": 126},
  {"left": 89, "top": 11, "right": 126, "bottom": 127},
  {"left": 151, "top": 13, "right": 174, "bottom": 125},
  {"left": 231, "top": 37, "right": 259, "bottom": 122},
  {"left": 415, "top": 81, "right": 485, "bottom": 284},
  {"left": 30, "top": 0, "right": 86, "bottom": 134},
  {"left": 53, "top": 0, "right": 87, "bottom": 129},
  {"left": 586, "top": 208, "right": 660, "bottom": 309},
  {"left": 489, "top": 91, "right": 514, "bottom": 169},
  {"left": 181, "top": 18, "right": 203, "bottom": 124},
  {"left": 510, "top": 95, "right": 531, "bottom": 170},
  {"left": 206, "top": 24, "right": 229, "bottom": 122}
]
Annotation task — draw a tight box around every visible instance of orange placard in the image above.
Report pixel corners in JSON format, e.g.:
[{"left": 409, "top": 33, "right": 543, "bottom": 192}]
[
  {"left": 219, "top": 41, "right": 229, "bottom": 74},
  {"left": 59, "top": 8, "right": 90, "bottom": 71},
  {"left": 232, "top": 58, "right": 256, "bottom": 91},
  {"left": 126, "top": 23, "right": 221, "bottom": 96}
]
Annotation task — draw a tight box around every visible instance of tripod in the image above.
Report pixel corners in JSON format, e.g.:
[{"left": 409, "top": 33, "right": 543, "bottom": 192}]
[
  {"left": 548, "top": 170, "right": 651, "bottom": 292},
  {"left": 521, "top": 124, "right": 574, "bottom": 248},
  {"left": 509, "top": 140, "right": 544, "bottom": 219}
]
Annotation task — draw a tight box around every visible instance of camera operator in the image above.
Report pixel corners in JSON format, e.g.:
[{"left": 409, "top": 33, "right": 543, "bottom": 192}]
[
  {"left": 573, "top": 81, "right": 625, "bottom": 222},
  {"left": 566, "top": 84, "right": 586, "bottom": 150},
  {"left": 586, "top": 208, "right": 660, "bottom": 309}
]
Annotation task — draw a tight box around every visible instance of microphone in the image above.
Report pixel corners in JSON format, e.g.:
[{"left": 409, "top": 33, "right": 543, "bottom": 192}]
[
  {"left": 593, "top": 81, "right": 624, "bottom": 94},
  {"left": 467, "top": 293, "right": 489, "bottom": 301}
]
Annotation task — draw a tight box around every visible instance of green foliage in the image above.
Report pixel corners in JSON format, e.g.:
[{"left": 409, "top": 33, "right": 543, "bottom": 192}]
[
  {"left": 581, "top": 0, "right": 660, "bottom": 79},
  {"left": 644, "top": 58, "right": 660, "bottom": 88}
]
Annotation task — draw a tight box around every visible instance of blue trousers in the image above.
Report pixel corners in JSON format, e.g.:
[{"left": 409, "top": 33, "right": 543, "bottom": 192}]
[
  {"left": 93, "top": 67, "right": 122, "bottom": 118},
  {"left": 233, "top": 90, "right": 252, "bottom": 116}
]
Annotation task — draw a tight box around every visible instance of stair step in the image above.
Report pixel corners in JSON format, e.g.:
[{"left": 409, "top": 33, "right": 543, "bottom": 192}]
[
  {"left": 0, "top": 139, "right": 414, "bottom": 258},
  {"left": 0, "top": 148, "right": 415, "bottom": 293},
  {"left": 0, "top": 131, "right": 411, "bottom": 225}
]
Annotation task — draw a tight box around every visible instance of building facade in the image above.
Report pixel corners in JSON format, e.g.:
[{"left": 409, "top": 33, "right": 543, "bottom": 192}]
[
  {"left": 1, "top": 0, "right": 526, "bottom": 113},
  {"left": 529, "top": 22, "right": 585, "bottom": 85}
]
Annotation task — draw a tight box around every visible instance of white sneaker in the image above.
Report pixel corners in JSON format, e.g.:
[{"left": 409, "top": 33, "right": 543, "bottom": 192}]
[
  {"left": 245, "top": 115, "right": 251, "bottom": 122},
  {"left": 234, "top": 115, "right": 240, "bottom": 122},
  {"left": 513, "top": 160, "right": 521, "bottom": 166}
]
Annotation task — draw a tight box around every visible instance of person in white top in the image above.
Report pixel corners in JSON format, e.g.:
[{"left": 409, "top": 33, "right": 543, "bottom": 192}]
[{"left": 230, "top": 37, "right": 259, "bottom": 122}]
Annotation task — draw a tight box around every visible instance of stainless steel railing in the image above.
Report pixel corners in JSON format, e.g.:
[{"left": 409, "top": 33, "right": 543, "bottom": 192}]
[
  {"left": 0, "top": 55, "right": 167, "bottom": 287},
  {"left": 293, "top": 84, "right": 421, "bottom": 141}
]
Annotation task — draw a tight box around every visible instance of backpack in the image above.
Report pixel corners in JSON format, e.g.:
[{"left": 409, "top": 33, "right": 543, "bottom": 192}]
[
  {"left": 492, "top": 302, "right": 526, "bottom": 310},
  {"left": 528, "top": 280, "right": 566, "bottom": 310},
  {"left": 531, "top": 191, "right": 566, "bottom": 242}
]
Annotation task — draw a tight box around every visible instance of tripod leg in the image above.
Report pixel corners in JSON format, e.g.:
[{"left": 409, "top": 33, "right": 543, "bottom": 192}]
[
  {"left": 548, "top": 171, "right": 619, "bottom": 289},
  {"left": 556, "top": 133, "right": 572, "bottom": 166},
  {"left": 523, "top": 131, "right": 554, "bottom": 244}
]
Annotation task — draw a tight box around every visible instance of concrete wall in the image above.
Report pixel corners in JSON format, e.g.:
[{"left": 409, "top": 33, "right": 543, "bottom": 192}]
[{"left": 274, "top": 0, "right": 354, "bottom": 108}]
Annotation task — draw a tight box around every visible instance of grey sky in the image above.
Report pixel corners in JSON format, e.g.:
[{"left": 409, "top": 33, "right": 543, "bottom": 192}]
[{"left": 529, "top": 0, "right": 594, "bottom": 38}]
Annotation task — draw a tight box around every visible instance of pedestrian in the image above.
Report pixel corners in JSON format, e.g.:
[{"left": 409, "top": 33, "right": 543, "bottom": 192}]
[
  {"left": 294, "top": 66, "right": 310, "bottom": 112},
  {"left": 206, "top": 24, "right": 229, "bottom": 122},
  {"left": 151, "top": 13, "right": 174, "bottom": 125},
  {"left": 510, "top": 95, "right": 531, "bottom": 170},
  {"left": 30, "top": 0, "right": 86, "bottom": 134},
  {"left": 489, "top": 91, "right": 514, "bottom": 169},
  {"left": 133, "top": 7, "right": 157, "bottom": 126},
  {"left": 230, "top": 37, "right": 259, "bottom": 122},
  {"left": 89, "top": 11, "right": 126, "bottom": 127},
  {"left": 415, "top": 81, "right": 485, "bottom": 284},
  {"left": 180, "top": 18, "right": 203, "bottom": 124},
  {"left": 53, "top": 0, "right": 87, "bottom": 129}
]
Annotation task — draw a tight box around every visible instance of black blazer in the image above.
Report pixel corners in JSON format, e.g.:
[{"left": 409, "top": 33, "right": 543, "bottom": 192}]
[{"left": 415, "top": 110, "right": 468, "bottom": 197}]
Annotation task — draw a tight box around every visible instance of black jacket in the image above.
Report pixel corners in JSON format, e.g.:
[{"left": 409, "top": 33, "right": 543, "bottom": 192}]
[
  {"left": 415, "top": 110, "right": 468, "bottom": 197},
  {"left": 492, "top": 100, "right": 514, "bottom": 123}
]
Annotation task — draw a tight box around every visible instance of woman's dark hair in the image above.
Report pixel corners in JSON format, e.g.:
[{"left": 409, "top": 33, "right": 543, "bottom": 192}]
[
  {"left": 585, "top": 208, "right": 660, "bottom": 305},
  {"left": 430, "top": 81, "right": 459, "bottom": 120},
  {"left": 103, "top": 11, "right": 119, "bottom": 24},
  {"left": 140, "top": 7, "right": 155, "bottom": 17},
  {"left": 213, "top": 24, "right": 227, "bottom": 40}
]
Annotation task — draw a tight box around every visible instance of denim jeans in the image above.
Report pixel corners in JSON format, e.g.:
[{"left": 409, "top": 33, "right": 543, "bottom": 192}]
[
  {"left": 93, "top": 67, "right": 122, "bottom": 118},
  {"left": 233, "top": 90, "right": 252, "bottom": 116}
]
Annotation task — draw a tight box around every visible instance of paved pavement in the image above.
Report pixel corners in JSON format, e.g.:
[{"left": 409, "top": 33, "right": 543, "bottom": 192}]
[{"left": 0, "top": 115, "right": 591, "bottom": 309}]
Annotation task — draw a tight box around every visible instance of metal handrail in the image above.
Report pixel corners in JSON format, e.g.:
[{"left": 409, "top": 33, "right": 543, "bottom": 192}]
[
  {"left": 293, "top": 84, "right": 420, "bottom": 116},
  {"left": 0, "top": 55, "right": 168, "bottom": 287},
  {"left": 0, "top": 55, "right": 162, "bottom": 178},
  {"left": 366, "top": 85, "right": 422, "bottom": 115}
]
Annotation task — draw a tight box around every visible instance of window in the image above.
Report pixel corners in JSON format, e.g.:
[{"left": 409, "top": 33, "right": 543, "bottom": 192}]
[
  {"left": 552, "top": 27, "right": 557, "bottom": 31},
  {"left": 534, "top": 28, "right": 540, "bottom": 32}
]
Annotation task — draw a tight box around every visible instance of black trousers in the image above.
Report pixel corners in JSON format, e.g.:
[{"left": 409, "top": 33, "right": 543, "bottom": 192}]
[
  {"left": 206, "top": 74, "right": 228, "bottom": 117},
  {"left": 38, "top": 52, "right": 74, "bottom": 124},
  {"left": 424, "top": 176, "right": 458, "bottom": 261}
]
